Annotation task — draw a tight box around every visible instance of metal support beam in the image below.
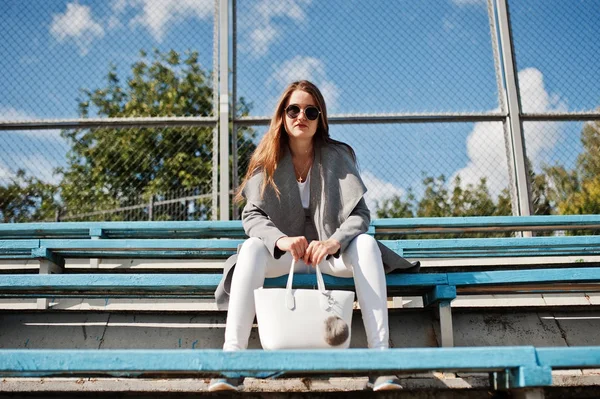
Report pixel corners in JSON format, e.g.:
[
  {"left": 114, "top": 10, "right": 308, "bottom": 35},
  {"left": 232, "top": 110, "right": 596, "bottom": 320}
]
[
  {"left": 212, "top": 0, "right": 220, "bottom": 220},
  {"left": 492, "top": 366, "right": 552, "bottom": 390},
  {"left": 438, "top": 301, "right": 454, "bottom": 348},
  {"left": 231, "top": 0, "right": 239, "bottom": 220},
  {"left": 495, "top": 0, "right": 532, "bottom": 217},
  {"left": 218, "top": 0, "right": 230, "bottom": 220},
  {"left": 35, "top": 249, "right": 63, "bottom": 310},
  {"left": 423, "top": 286, "right": 456, "bottom": 347}
]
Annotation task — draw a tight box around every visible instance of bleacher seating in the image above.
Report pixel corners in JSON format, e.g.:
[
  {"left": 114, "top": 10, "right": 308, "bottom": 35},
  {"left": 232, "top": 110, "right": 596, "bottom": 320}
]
[{"left": 1, "top": 215, "right": 600, "bottom": 396}]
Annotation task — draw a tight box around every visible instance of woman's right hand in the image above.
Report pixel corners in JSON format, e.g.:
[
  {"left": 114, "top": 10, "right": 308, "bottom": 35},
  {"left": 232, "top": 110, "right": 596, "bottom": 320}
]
[{"left": 275, "top": 236, "right": 309, "bottom": 261}]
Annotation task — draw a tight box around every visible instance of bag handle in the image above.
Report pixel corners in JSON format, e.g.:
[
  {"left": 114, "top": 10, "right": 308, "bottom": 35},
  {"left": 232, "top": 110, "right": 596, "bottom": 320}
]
[{"left": 286, "top": 259, "right": 329, "bottom": 310}]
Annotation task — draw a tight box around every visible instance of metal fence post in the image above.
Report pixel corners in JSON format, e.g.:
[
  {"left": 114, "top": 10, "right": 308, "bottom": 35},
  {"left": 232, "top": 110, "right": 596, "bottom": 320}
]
[
  {"left": 148, "top": 195, "right": 154, "bottom": 221},
  {"left": 219, "top": 0, "right": 230, "bottom": 220},
  {"left": 495, "top": 0, "right": 533, "bottom": 217},
  {"left": 231, "top": 0, "right": 239, "bottom": 220},
  {"left": 212, "top": 0, "right": 220, "bottom": 221}
]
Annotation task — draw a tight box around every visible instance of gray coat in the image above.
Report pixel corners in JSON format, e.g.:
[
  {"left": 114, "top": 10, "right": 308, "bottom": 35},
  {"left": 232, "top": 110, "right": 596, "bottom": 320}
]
[{"left": 214, "top": 142, "right": 419, "bottom": 310}]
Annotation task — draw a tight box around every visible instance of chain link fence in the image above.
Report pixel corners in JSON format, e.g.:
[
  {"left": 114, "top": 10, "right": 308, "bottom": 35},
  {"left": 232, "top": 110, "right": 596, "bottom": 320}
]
[
  {"left": 234, "top": 0, "right": 501, "bottom": 116},
  {"left": 1, "top": 0, "right": 599, "bottom": 222},
  {"left": 509, "top": 0, "right": 600, "bottom": 216},
  {"left": 1, "top": 0, "right": 219, "bottom": 222}
]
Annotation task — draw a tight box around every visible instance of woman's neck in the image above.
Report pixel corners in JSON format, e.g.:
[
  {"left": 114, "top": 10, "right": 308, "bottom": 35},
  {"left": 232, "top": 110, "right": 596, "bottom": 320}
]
[{"left": 289, "top": 140, "right": 314, "bottom": 160}]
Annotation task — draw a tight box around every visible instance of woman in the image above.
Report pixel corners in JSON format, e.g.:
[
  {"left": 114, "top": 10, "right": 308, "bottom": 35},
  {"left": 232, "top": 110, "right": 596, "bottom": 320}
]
[{"left": 211, "top": 80, "right": 419, "bottom": 392}]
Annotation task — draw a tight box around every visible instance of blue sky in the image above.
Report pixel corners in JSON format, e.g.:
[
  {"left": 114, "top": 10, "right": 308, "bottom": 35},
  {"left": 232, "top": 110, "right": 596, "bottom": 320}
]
[{"left": 1, "top": 0, "right": 598, "bottom": 213}]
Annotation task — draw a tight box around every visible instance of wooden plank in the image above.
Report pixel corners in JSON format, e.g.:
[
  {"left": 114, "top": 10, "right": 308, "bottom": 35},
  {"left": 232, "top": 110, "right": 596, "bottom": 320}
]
[
  {"left": 423, "top": 285, "right": 457, "bottom": 306},
  {"left": 0, "top": 221, "right": 246, "bottom": 239},
  {"left": 0, "top": 274, "right": 223, "bottom": 297},
  {"left": 0, "top": 273, "right": 445, "bottom": 298},
  {"left": 448, "top": 267, "right": 600, "bottom": 286},
  {"left": 2, "top": 215, "right": 599, "bottom": 239},
  {"left": 0, "top": 240, "right": 41, "bottom": 258},
  {"left": 373, "top": 215, "right": 600, "bottom": 234},
  {"left": 537, "top": 347, "right": 600, "bottom": 368},
  {"left": 380, "top": 236, "right": 600, "bottom": 258},
  {"left": 457, "top": 283, "right": 600, "bottom": 295},
  {"left": 3, "top": 268, "right": 600, "bottom": 298},
  {"left": 35, "top": 239, "right": 242, "bottom": 258},
  {"left": 39, "top": 239, "right": 244, "bottom": 250},
  {"left": 0, "top": 347, "right": 540, "bottom": 377},
  {"left": 0, "top": 240, "right": 39, "bottom": 250},
  {"left": 387, "top": 235, "right": 600, "bottom": 251}
]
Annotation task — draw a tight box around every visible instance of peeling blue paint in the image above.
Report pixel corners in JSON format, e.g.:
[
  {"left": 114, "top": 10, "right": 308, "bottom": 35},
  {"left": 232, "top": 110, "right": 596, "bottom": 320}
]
[
  {"left": 24, "top": 339, "right": 29, "bottom": 348},
  {"left": 105, "top": 298, "right": 109, "bottom": 306},
  {"left": 192, "top": 340, "right": 198, "bottom": 349},
  {"left": 178, "top": 338, "right": 182, "bottom": 348}
]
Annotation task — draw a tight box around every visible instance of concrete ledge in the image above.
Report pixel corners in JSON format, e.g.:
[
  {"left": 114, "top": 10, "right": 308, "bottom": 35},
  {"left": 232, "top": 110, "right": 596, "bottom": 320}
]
[{"left": 0, "top": 371, "right": 599, "bottom": 393}]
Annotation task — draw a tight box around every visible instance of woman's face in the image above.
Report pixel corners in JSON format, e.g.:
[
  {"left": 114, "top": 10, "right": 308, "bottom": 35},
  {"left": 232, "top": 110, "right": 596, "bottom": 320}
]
[{"left": 284, "top": 90, "right": 319, "bottom": 143}]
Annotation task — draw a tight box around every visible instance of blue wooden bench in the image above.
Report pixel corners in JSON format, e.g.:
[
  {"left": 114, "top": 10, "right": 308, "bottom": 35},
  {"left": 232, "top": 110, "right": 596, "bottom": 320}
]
[
  {"left": 2, "top": 346, "right": 600, "bottom": 392},
  {"left": 1, "top": 215, "right": 599, "bottom": 394},
  {"left": 2, "top": 215, "right": 599, "bottom": 239},
  {"left": 2, "top": 265, "right": 600, "bottom": 349},
  {"left": 2, "top": 215, "right": 600, "bottom": 266},
  {"left": 1, "top": 215, "right": 600, "bottom": 346}
]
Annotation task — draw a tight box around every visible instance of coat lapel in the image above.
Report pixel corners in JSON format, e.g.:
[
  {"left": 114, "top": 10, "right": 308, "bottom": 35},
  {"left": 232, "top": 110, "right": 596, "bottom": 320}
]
[
  {"left": 243, "top": 143, "right": 366, "bottom": 240},
  {"left": 272, "top": 148, "right": 305, "bottom": 236},
  {"left": 316, "top": 144, "right": 367, "bottom": 239}
]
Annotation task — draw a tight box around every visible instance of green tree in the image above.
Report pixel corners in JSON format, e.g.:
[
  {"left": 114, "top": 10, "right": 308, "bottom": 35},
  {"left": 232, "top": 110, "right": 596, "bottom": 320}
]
[
  {"left": 0, "top": 170, "right": 58, "bottom": 223},
  {"left": 544, "top": 120, "right": 600, "bottom": 215},
  {"left": 376, "top": 175, "right": 503, "bottom": 220},
  {"left": 376, "top": 161, "right": 554, "bottom": 223},
  {"left": 56, "top": 49, "right": 256, "bottom": 221},
  {"left": 375, "top": 189, "right": 415, "bottom": 219},
  {"left": 376, "top": 174, "right": 510, "bottom": 238}
]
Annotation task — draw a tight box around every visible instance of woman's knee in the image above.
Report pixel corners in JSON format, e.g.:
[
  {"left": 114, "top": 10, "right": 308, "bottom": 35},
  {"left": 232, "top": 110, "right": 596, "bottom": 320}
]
[
  {"left": 342, "top": 234, "right": 381, "bottom": 268},
  {"left": 350, "top": 234, "right": 381, "bottom": 256},
  {"left": 239, "top": 237, "right": 269, "bottom": 257}
]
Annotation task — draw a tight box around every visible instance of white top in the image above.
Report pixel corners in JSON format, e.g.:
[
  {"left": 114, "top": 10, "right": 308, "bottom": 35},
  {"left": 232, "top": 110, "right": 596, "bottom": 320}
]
[{"left": 297, "top": 168, "right": 311, "bottom": 209}]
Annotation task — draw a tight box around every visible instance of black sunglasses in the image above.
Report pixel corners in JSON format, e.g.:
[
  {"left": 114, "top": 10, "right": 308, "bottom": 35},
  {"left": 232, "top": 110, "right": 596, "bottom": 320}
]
[{"left": 285, "top": 104, "right": 321, "bottom": 121}]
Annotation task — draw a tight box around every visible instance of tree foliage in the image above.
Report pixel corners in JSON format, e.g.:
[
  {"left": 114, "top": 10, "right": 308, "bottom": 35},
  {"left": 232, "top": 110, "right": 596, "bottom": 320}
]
[
  {"left": 374, "top": 167, "right": 557, "bottom": 238},
  {"left": 1, "top": 49, "right": 256, "bottom": 222},
  {"left": 374, "top": 118, "right": 600, "bottom": 236},
  {"left": 55, "top": 49, "right": 256, "bottom": 220},
  {"left": 0, "top": 52, "right": 596, "bottom": 223},
  {"left": 544, "top": 120, "right": 600, "bottom": 215},
  {"left": 376, "top": 175, "right": 511, "bottom": 221},
  {"left": 0, "top": 170, "right": 58, "bottom": 223}
]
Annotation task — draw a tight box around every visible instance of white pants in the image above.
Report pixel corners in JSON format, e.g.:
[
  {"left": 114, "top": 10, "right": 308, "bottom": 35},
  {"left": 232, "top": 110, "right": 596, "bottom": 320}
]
[{"left": 223, "top": 234, "right": 389, "bottom": 351}]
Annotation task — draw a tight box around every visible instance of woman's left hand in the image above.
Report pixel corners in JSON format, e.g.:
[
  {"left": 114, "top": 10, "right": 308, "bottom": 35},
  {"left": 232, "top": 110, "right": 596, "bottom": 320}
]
[{"left": 303, "top": 239, "right": 341, "bottom": 267}]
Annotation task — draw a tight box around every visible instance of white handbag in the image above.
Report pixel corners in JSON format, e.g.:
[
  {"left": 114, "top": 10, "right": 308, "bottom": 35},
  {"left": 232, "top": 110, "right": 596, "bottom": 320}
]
[{"left": 254, "top": 260, "right": 355, "bottom": 350}]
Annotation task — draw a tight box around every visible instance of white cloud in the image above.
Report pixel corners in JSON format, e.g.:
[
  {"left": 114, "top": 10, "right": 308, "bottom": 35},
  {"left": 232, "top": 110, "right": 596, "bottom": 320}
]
[
  {"left": 0, "top": 106, "right": 67, "bottom": 185},
  {"left": 519, "top": 67, "right": 568, "bottom": 113},
  {"left": 0, "top": 106, "right": 34, "bottom": 121},
  {"left": 243, "top": 0, "right": 312, "bottom": 57},
  {"left": 50, "top": 3, "right": 105, "bottom": 55},
  {"left": 0, "top": 162, "right": 13, "bottom": 182},
  {"left": 270, "top": 56, "right": 340, "bottom": 111},
  {"left": 0, "top": 106, "right": 64, "bottom": 139},
  {"left": 50, "top": 0, "right": 213, "bottom": 51},
  {"left": 451, "top": 68, "right": 567, "bottom": 197},
  {"left": 361, "top": 171, "right": 406, "bottom": 217},
  {"left": 124, "top": 0, "right": 213, "bottom": 41},
  {"left": 111, "top": 0, "right": 129, "bottom": 13},
  {"left": 249, "top": 25, "right": 278, "bottom": 58}
]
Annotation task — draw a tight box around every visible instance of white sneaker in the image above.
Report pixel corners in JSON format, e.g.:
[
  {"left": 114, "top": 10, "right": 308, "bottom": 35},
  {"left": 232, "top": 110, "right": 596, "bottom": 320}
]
[
  {"left": 370, "top": 375, "right": 403, "bottom": 391},
  {"left": 208, "top": 377, "right": 242, "bottom": 392}
]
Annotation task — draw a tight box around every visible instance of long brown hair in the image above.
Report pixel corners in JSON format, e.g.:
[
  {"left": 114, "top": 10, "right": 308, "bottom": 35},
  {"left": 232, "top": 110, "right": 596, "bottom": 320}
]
[{"left": 235, "top": 80, "right": 355, "bottom": 202}]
